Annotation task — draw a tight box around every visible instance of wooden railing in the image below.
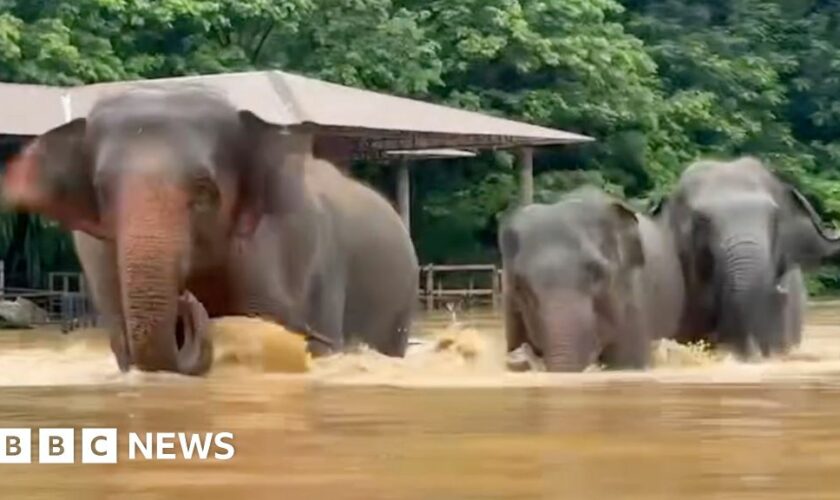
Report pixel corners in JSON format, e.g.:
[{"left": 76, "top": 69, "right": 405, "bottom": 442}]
[{"left": 419, "top": 264, "right": 503, "bottom": 310}]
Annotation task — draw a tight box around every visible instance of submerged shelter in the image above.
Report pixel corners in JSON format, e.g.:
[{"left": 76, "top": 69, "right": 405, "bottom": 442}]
[{"left": 0, "top": 70, "right": 593, "bottom": 234}]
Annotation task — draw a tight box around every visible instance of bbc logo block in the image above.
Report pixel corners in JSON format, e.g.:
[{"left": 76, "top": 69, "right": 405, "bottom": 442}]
[
  {"left": 0, "top": 429, "right": 31, "bottom": 464},
  {"left": 38, "top": 428, "right": 75, "bottom": 464},
  {"left": 0, "top": 428, "right": 235, "bottom": 464},
  {"left": 81, "top": 428, "right": 118, "bottom": 464},
  {"left": 0, "top": 428, "right": 118, "bottom": 464}
]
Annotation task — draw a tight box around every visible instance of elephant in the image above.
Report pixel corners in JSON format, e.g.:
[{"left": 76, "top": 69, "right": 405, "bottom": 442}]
[
  {"left": 499, "top": 186, "right": 685, "bottom": 372},
  {"left": 655, "top": 156, "right": 840, "bottom": 358},
  {"left": 2, "top": 85, "right": 419, "bottom": 375}
]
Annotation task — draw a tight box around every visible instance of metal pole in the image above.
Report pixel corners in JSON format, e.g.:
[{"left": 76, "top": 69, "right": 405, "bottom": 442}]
[
  {"left": 518, "top": 147, "right": 534, "bottom": 206},
  {"left": 396, "top": 160, "right": 411, "bottom": 232}
]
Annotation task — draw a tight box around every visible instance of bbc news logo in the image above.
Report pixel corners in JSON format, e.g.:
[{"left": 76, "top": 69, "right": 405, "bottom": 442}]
[{"left": 0, "top": 428, "right": 235, "bottom": 464}]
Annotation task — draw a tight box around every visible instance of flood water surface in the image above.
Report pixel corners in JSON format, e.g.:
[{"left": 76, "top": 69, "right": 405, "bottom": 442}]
[{"left": 2, "top": 305, "right": 840, "bottom": 498}]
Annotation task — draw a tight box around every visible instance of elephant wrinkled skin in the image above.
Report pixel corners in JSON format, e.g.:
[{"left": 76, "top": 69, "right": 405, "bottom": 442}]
[
  {"left": 656, "top": 157, "right": 840, "bottom": 358},
  {"left": 2, "top": 86, "right": 418, "bottom": 375},
  {"left": 499, "top": 186, "right": 685, "bottom": 372}
]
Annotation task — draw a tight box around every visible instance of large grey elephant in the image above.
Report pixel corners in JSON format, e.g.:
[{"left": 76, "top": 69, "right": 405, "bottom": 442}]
[
  {"left": 499, "top": 186, "right": 684, "bottom": 372},
  {"left": 2, "top": 86, "right": 418, "bottom": 375},
  {"left": 656, "top": 156, "right": 840, "bottom": 357}
]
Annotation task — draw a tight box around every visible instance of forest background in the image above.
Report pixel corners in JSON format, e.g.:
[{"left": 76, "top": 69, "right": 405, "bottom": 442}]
[{"left": 1, "top": 0, "right": 839, "bottom": 293}]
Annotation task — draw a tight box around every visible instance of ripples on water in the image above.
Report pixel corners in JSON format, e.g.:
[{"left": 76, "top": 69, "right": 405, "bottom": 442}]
[{"left": 2, "top": 303, "right": 840, "bottom": 498}]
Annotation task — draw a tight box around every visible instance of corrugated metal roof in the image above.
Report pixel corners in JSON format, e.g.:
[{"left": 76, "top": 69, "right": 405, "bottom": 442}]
[
  {"left": 0, "top": 83, "right": 67, "bottom": 136},
  {"left": 66, "top": 72, "right": 294, "bottom": 124},
  {"left": 264, "top": 71, "right": 591, "bottom": 147},
  {"left": 0, "top": 71, "right": 593, "bottom": 153}
]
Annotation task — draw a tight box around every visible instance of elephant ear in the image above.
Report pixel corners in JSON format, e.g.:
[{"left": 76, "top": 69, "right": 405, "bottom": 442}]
[
  {"left": 236, "top": 111, "right": 308, "bottom": 237},
  {"left": 609, "top": 201, "right": 645, "bottom": 269},
  {"left": 780, "top": 184, "right": 840, "bottom": 270},
  {"left": 2, "top": 118, "right": 105, "bottom": 238},
  {"left": 498, "top": 220, "right": 519, "bottom": 261}
]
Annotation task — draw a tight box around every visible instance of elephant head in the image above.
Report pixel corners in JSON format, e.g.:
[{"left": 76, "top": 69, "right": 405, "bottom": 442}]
[
  {"left": 499, "top": 188, "right": 644, "bottom": 372},
  {"left": 2, "top": 86, "right": 307, "bottom": 374},
  {"left": 659, "top": 157, "right": 840, "bottom": 356}
]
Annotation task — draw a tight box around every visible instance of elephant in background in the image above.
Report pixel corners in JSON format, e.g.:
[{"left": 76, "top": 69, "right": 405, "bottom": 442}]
[
  {"left": 2, "top": 86, "right": 418, "bottom": 375},
  {"left": 655, "top": 156, "right": 840, "bottom": 357},
  {"left": 499, "top": 186, "right": 685, "bottom": 372}
]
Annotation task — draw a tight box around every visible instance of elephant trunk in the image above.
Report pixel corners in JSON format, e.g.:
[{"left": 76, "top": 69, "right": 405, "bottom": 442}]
[
  {"left": 115, "top": 175, "right": 191, "bottom": 372},
  {"left": 718, "top": 232, "right": 778, "bottom": 356},
  {"left": 538, "top": 294, "right": 598, "bottom": 372}
]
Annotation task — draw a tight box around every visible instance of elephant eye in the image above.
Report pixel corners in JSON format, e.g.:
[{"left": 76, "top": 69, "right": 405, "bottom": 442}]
[
  {"left": 693, "top": 213, "right": 712, "bottom": 231},
  {"left": 584, "top": 260, "right": 607, "bottom": 288},
  {"left": 190, "top": 178, "right": 220, "bottom": 211}
]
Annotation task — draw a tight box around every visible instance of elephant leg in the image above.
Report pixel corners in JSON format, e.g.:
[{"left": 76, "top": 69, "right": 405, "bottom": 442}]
[
  {"left": 503, "top": 290, "right": 528, "bottom": 353},
  {"left": 781, "top": 269, "right": 806, "bottom": 351},
  {"left": 304, "top": 275, "right": 345, "bottom": 357},
  {"left": 602, "top": 331, "right": 649, "bottom": 370},
  {"left": 72, "top": 231, "right": 129, "bottom": 371},
  {"left": 601, "top": 301, "right": 650, "bottom": 370},
  {"left": 753, "top": 270, "right": 805, "bottom": 357},
  {"left": 755, "top": 306, "right": 787, "bottom": 357},
  {"left": 367, "top": 306, "right": 411, "bottom": 357},
  {"left": 504, "top": 290, "right": 542, "bottom": 371},
  {"left": 722, "top": 330, "right": 754, "bottom": 359},
  {"left": 786, "top": 296, "right": 806, "bottom": 350}
]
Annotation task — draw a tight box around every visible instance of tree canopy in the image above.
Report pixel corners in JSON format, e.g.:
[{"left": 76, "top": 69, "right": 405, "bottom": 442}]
[{"left": 0, "top": 0, "right": 838, "bottom": 291}]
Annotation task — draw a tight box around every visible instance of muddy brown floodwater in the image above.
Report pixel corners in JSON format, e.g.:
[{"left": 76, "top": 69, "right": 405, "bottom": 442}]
[{"left": 3, "top": 304, "right": 840, "bottom": 499}]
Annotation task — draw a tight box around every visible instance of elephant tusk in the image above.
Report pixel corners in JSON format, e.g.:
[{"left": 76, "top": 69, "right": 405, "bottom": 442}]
[
  {"left": 302, "top": 325, "right": 334, "bottom": 348},
  {"left": 776, "top": 283, "right": 789, "bottom": 295},
  {"left": 251, "top": 312, "right": 334, "bottom": 348}
]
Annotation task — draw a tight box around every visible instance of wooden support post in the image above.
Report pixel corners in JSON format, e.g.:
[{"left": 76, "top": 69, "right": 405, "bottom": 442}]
[
  {"left": 491, "top": 266, "right": 501, "bottom": 310},
  {"left": 396, "top": 159, "right": 411, "bottom": 232},
  {"left": 425, "top": 265, "right": 435, "bottom": 311},
  {"left": 518, "top": 147, "right": 534, "bottom": 206}
]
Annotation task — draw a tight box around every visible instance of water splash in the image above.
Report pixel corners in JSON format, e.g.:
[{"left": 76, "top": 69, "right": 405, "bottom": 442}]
[
  {"left": 445, "top": 302, "right": 460, "bottom": 328},
  {"left": 311, "top": 324, "right": 502, "bottom": 385},
  {"left": 2, "top": 311, "right": 840, "bottom": 387}
]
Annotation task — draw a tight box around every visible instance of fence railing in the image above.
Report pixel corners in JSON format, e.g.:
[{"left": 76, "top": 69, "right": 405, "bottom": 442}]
[
  {"left": 0, "top": 262, "right": 507, "bottom": 330},
  {"left": 419, "top": 264, "right": 503, "bottom": 310},
  {"left": 0, "top": 266, "right": 97, "bottom": 332}
]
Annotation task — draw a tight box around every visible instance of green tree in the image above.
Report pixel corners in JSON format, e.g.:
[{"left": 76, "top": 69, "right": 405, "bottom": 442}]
[{"left": 1, "top": 0, "right": 840, "bottom": 291}]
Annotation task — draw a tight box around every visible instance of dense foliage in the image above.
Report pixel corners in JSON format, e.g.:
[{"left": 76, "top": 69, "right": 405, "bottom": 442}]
[{"left": 0, "top": 0, "right": 838, "bottom": 290}]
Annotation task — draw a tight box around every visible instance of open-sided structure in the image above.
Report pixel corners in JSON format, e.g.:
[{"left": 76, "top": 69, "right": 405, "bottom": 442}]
[
  {"left": 384, "top": 149, "right": 477, "bottom": 228},
  {"left": 0, "top": 71, "right": 593, "bottom": 233}
]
